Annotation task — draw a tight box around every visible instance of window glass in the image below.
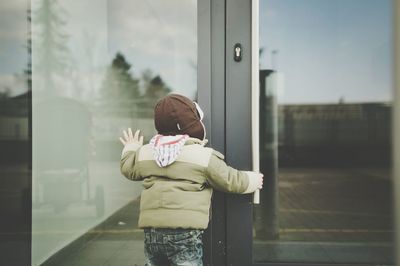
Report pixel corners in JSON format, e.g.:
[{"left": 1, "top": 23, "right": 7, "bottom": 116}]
[
  {"left": 254, "top": 0, "right": 394, "bottom": 264},
  {"left": 0, "top": 1, "right": 31, "bottom": 264},
  {"left": 31, "top": 0, "right": 197, "bottom": 265}
]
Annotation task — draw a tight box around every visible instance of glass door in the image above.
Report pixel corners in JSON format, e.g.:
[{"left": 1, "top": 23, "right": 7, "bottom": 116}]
[{"left": 253, "top": 0, "right": 394, "bottom": 265}]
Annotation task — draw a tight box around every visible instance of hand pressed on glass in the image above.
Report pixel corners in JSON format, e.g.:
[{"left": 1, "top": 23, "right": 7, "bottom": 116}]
[{"left": 119, "top": 128, "right": 144, "bottom": 146}]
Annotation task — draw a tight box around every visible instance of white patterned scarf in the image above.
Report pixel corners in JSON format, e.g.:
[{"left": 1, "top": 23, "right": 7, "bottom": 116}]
[{"left": 150, "top": 134, "right": 189, "bottom": 167}]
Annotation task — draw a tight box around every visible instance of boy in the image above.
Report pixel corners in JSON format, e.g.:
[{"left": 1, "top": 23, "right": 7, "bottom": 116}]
[{"left": 119, "top": 94, "right": 263, "bottom": 266}]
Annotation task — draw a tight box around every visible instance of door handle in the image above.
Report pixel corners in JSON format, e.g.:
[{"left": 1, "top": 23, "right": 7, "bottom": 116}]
[{"left": 251, "top": 0, "right": 260, "bottom": 204}]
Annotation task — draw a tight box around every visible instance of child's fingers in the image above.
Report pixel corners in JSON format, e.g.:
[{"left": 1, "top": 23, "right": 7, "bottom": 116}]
[
  {"left": 121, "top": 128, "right": 143, "bottom": 144},
  {"left": 123, "top": 130, "right": 129, "bottom": 141},
  {"left": 258, "top": 174, "right": 264, "bottom": 188},
  {"left": 128, "top": 128, "right": 134, "bottom": 140},
  {"left": 133, "top": 129, "right": 140, "bottom": 141}
]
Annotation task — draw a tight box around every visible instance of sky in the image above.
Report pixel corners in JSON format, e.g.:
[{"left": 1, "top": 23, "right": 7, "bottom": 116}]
[
  {"left": 107, "top": 0, "right": 197, "bottom": 98},
  {"left": 0, "top": 0, "right": 197, "bottom": 99},
  {"left": 260, "top": 0, "right": 393, "bottom": 104},
  {"left": 0, "top": 0, "right": 394, "bottom": 103},
  {"left": 0, "top": 0, "right": 29, "bottom": 96}
]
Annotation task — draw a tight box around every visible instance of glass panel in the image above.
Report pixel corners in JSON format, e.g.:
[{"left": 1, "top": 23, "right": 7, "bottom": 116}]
[
  {"left": 254, "top": 0, "right": 394, "bottom": 264},
  {"left": 0, "top": 1, "right": 31, "bottom": 265},
  {"left": 31, "top": 0, "right": 197, "bottom": 265}
]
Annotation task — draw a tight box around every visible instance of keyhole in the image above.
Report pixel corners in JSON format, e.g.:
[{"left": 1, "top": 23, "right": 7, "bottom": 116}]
[
  {"left": 235, "top": 47, "right": 241, "bottom": 57},
  {"left": 234, "top": 43, "right": 242, "bottom": 62}
]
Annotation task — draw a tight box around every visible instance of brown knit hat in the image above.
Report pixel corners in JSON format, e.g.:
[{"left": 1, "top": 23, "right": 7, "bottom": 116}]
[{"left": 154, "top": 94, "right": 205, "bottom": 140}]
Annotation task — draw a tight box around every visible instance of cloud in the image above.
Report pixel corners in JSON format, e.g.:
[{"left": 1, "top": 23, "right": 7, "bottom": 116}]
[
  {"left": 108, "top": 0, "right": 197, "bottom": 58},
  {"left": 0, "top": 0, "right": 28, "bottom": 40},
  {"left": 0, "top": 73, "right": 28, "bottom": 97},
  {"left": 0, "top": 1, "right": 26, "bottom": 11}
]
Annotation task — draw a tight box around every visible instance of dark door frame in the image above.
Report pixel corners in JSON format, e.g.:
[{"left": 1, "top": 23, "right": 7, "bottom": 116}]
[
  {"left": 198, "top": 0, "right": 228, "bottom": 265},
  {"left": 225, "top": 0, "right": 254, "bottom": 266},
  {"left": 198, "top": 0, "right": 254, "bottom": 265}
]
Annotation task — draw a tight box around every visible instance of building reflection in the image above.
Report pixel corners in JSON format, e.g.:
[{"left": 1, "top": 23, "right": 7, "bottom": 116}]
[
  {"left": 254, "top": 69, "right": 393, "bottom": 264},
  {"left": 0, "top": 91, "right": 31, "bottom": 266}
]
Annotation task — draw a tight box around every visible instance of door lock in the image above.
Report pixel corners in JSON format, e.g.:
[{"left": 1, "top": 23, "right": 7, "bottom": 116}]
[{"left": 234, "top": 43, "right": 242, "bottom": 62}]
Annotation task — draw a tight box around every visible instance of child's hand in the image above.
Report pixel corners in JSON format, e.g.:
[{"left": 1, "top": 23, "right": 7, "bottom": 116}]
[
  {"left": 119, "top": 128, "right": 144, "bottom": 146},
  {"left": 242, "top": 171, "right": 264, "bottom": 193},
  {"left": 256, "top": 173, "right": 264, "bottom": 189}
]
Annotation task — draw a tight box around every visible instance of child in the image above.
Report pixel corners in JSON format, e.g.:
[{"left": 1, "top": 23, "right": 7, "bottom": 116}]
[{"left": 119, "top": 94, "right": 263, "bottom": 266}]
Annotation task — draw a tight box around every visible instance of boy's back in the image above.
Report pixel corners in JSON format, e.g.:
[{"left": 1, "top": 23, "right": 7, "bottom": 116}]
[
  {"left": 121, "top": 137, "right": 252, "bottom": 229},
  {"left": 119, "top": 94, "right": 263, "bottom": 266}
]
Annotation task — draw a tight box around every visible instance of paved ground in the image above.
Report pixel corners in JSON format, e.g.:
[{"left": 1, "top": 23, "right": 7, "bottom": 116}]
[
  {"left": 253, "top": 167, "right": 394, "bottom": 264},
  {"left": 43, "top": 167, "right": 394, "bottom": 265},
  {"left": 268, "top": 167, "right": 393, "bottom": 242},
  {"left": 44, "top": 198, "right": 146, "bottom": 266}
]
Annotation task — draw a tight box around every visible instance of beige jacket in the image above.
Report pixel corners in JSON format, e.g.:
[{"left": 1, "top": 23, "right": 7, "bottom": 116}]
[{"left": 120, "top": 138, "right": 260, "bottom": 229}]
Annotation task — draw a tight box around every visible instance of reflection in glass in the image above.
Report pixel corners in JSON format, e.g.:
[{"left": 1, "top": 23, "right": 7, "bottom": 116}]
[
  {"left": 254, "top": 0, "right": 393, "bottom": 264},
  {"left": 31, "top": 0, "right": 197, "bottom": 265},
  {"left": 0, "top": 0, "right": 31, "bottom": 264}
]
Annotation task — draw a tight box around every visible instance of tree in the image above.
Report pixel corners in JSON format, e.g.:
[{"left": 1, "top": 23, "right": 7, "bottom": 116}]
[
  {"left": 136, "top": 69, "right": 171, "bottom": 116},
  {"left": 34, "top": 0, "right": 69, "bottom": 95},
  {"left": 26, "top": 3, "right": 32, "bottom": 93},
  {"left": 144, "top": 75, "right": 171, "bottom": 99},
  {"left": 141, "top": 69, "right": 171, "bottom": 100},
  {"left": 100, "top": 52, "right": 140, "bottom": 101}
]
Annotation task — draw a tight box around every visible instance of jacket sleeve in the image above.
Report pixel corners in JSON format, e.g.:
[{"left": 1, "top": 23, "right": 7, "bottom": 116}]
[
  {"left": 120, "top": 143, "right": 143, "bottom": 181},
  {"left": 205, "top": 150, "right": 252, "bottom": 194}
]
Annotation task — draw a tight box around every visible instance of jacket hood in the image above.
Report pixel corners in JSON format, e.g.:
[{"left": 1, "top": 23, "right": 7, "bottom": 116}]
[{"left": 150, "top": 134, "right": 189, "bottom": 167}]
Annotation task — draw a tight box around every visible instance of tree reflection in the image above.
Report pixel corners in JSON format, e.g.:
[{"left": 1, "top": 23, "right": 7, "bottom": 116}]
[
  {"left": 101, "top": 52, "right": 140, "bottom": 100},
  {"left": 33, "top": 0, "right": 69, "bottom": 96},
  {"left": 99, "top": 52, "right": 172, "bottom": 118}
]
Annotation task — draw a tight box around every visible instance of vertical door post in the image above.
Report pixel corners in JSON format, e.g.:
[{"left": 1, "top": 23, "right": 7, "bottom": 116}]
[{"left": 226, "top": 0, "right": 253, "bottom": 265}]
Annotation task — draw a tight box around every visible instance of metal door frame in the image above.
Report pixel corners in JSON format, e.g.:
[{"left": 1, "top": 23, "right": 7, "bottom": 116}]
[
  {"left": 198, "top": 0, "right": 228, "bottom": 265},
  {"left": 198, "top": 0, "right": 254, "bottom": 265}
]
